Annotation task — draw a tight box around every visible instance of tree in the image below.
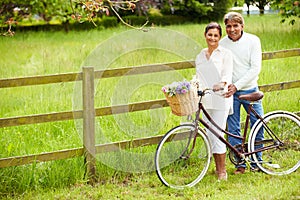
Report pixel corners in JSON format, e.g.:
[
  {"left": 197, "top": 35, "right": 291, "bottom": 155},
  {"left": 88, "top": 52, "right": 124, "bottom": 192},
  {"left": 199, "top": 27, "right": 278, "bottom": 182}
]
[
  {"left": 0, "top": 0, "right": 144, "bottom": 35},
  {"left": 0, "top": 0, "right": 30, "bottom": 25},
  {"left": 0, "top": 0, "right": 73, "bottom": 23},
  {"left": 244, "top": 0, "right": 253, "bottom": 15},
  {"left": 242, "top": 0, "right": 271, "bottom": 14},
  {"left": 253, "top": 0, "right": 271, "bottom": 14},
  {"left": 1, "top": 0, "right": 233, "bottom": 36},
  {"left": 208, "top": 0, "right": 234, "bottom": 20},
  {"left": 0, "top": 0, "right": 76, "bottom": 34},
  {"left": 271, "top": 0, "right": 300, "bottom": 25},
  {"left": 170, "top": 0, "right": 233, "bottom": 21}
]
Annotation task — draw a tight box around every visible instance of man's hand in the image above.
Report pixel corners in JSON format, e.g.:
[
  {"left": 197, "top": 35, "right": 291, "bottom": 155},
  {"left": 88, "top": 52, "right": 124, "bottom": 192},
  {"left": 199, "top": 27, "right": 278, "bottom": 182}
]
[{"left": 224, "top": 84, "right": 237, "bottom": 98}]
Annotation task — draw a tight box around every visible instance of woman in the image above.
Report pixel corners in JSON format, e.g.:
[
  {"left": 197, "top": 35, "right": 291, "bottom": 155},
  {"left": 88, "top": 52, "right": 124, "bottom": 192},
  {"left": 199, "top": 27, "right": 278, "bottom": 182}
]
[{"left": 195, "top": 22, "right": 233, "bottom": 181}]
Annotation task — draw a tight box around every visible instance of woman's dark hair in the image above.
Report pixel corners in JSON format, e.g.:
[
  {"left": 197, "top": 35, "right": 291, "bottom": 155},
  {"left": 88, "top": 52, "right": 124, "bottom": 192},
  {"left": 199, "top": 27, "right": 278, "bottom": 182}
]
[{"left": 205, "top": 22, "right": 222, "bottom": 37}]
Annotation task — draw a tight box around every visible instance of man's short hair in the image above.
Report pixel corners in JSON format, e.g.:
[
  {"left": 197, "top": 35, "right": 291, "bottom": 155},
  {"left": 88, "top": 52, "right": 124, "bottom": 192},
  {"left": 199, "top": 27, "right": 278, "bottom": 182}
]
[{"left": 224, "top": 12, "right": 244, "bottom": 25}]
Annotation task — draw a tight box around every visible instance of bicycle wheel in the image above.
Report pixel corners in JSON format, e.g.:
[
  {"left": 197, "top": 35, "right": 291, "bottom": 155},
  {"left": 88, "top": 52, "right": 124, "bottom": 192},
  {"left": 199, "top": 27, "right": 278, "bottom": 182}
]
[
  {"left": 155, "top": 123, "right": 211, "bottom": 189},
  {"left": 249, "top": 111, "right": 300, "bottom": 175}
]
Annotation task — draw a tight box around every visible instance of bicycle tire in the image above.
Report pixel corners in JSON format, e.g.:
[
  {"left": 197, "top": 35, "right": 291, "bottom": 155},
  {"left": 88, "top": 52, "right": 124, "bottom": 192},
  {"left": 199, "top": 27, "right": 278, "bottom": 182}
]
[
  {"left": 249, "top": 111, "right": 300, "bottom": 175},
  {"left": 155, "top": 123, "right": 211, "bottom": 189}
]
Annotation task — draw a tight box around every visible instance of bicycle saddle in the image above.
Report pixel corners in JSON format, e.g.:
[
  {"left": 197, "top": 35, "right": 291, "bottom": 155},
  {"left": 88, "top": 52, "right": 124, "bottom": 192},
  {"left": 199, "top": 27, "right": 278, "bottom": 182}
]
[{"left": 238, "top": 91, "right": 264, "bottom": 101}]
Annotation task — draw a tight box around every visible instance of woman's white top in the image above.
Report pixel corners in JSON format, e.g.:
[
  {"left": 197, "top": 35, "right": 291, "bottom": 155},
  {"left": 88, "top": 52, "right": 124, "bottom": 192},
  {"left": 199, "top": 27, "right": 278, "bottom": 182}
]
[{"left": 195, "top": 46, "right": 233, "bottom": 112}]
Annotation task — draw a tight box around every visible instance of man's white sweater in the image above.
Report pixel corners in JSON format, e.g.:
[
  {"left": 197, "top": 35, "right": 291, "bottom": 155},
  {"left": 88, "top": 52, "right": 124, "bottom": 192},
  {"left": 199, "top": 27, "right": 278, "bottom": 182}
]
[{"left": 220, "top": 32, "right": 262, "bottom": 91}]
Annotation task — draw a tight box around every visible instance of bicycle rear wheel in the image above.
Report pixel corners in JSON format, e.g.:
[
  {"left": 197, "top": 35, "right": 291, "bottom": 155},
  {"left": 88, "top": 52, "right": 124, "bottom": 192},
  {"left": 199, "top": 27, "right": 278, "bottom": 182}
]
[
  {"left": 249, "top": 111, "right": 300, "bottom": 175},
  {"left": 155, "top": 123, "right": 211, "bottom": 189}
]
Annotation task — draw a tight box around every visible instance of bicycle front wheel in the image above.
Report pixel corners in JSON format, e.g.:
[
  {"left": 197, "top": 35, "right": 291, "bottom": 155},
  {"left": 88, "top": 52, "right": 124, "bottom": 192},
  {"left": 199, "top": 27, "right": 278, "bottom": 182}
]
[
  {"left": 249, "top": 111, "right": 300, "bottom": 175},
  {"left": 155, "top": 123, "right": 211, "bottom": 189}
]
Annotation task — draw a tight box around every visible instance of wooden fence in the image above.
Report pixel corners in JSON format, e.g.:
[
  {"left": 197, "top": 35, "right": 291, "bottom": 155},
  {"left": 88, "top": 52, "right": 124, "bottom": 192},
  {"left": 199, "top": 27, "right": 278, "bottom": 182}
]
[{"left": 0, "top": 48, "right": 299, "bottom": 180}]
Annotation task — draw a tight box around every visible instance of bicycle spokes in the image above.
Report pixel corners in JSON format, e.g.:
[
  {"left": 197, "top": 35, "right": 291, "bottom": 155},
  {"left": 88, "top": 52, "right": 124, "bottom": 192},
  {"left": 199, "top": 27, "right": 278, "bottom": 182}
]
[
  {"left": 249, "top": 111, "right": 300, "bottom": 175},
  {"left": 155, "top": 124, "right": 211, "bottom": 189}
]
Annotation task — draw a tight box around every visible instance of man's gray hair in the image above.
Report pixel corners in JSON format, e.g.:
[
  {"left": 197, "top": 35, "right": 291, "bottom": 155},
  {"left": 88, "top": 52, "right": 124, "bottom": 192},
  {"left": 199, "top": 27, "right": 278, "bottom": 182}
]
[{"left": 224, "top": 12, "right": 244, "bottom": 25}]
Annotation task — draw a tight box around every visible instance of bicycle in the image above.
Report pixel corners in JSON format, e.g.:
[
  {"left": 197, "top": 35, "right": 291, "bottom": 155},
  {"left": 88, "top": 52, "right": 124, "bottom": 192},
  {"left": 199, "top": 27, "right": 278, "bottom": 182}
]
[{"left": 155, "top": 89, "right": 300, "bottom": 189}]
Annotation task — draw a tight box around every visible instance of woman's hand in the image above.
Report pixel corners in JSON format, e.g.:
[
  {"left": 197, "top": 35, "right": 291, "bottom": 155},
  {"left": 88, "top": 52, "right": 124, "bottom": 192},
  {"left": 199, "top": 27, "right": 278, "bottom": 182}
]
[{"left": 213, "top": 82, "right": 226, "bottom": 92}]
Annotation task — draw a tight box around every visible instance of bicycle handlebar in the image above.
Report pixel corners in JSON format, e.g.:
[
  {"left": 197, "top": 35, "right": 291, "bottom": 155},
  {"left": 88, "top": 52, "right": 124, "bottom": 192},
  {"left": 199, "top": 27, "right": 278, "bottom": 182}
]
[{"left": 197, "top": 88, "right": 224, "bottom": 97}]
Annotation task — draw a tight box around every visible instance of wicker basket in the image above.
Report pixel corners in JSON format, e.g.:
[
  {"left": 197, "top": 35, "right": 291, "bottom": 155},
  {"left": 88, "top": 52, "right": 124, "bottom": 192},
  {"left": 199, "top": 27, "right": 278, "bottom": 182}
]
[{"left": 165, "top": 87, "right": 199, "bottom": 116}]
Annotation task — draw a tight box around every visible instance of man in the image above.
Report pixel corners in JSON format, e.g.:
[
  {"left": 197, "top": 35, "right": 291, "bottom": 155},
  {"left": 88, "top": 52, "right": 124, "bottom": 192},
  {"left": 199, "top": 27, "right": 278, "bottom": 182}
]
[{"left": 220, "top": 12, "right": 264, "bottom": 174}]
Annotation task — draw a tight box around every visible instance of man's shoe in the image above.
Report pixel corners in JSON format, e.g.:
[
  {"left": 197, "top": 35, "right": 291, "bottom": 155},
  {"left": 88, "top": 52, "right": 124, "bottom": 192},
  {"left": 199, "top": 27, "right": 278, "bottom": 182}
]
[{"left": 234, "top": 167, "right": 246, "bottom": 174}]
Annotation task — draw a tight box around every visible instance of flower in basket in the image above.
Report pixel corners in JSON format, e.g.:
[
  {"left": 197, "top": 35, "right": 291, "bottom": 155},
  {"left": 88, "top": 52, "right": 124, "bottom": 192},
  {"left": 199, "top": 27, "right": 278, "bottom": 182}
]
[
  {"left": 162, "top": 79, "right": 199, "bottom": 116},
  {"left": 162, "top": 80, "right": 192, "bottom": 97}
]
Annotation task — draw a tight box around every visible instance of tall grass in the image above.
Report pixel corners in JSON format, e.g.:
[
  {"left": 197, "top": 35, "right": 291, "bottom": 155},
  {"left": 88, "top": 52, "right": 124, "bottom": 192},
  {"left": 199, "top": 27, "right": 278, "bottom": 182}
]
[{"left": 0, "top": 14, "right": 299, "bottom": 199}]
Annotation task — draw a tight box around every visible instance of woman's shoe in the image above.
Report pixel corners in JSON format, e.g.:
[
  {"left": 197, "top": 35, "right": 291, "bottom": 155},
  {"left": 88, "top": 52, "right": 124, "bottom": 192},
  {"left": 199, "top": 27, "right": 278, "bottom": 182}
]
[{"left": 217, "top": 172, "right": 227, "bottom": 181}]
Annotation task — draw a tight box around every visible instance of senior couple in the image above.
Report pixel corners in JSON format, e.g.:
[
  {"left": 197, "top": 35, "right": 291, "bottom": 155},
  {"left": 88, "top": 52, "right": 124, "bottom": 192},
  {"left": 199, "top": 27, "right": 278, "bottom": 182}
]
[{"left": 195, "top": 12, "right": 264, "bottom": 181}]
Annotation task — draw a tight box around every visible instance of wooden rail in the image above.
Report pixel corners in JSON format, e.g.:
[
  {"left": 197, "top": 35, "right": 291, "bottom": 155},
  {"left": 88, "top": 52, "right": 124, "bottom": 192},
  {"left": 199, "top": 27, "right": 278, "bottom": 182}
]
[
  {"left": 0, "top": 48, "right": 299, "bottom": 175},
  {"left": 1, "top": 48, "right": 299, "bottom": 88}
]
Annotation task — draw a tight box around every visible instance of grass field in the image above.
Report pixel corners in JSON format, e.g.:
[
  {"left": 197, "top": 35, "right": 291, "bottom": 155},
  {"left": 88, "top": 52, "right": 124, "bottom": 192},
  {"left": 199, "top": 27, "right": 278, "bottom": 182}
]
[{"left": 0, "top": 14, "right": 299, "bottom": 199}]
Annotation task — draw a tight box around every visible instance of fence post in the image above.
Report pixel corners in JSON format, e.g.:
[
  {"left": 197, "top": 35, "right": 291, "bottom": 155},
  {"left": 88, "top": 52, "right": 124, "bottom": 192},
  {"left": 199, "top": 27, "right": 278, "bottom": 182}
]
[{"left": 82, "top": 66, "right": 96, "bottom": 183}]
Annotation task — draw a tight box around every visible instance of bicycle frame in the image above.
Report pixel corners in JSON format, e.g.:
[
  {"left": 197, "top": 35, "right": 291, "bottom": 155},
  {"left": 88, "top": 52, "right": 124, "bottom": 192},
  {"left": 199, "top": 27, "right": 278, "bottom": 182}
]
[{"left": 193, "top": 91, "right": 280, "bottom": 160}]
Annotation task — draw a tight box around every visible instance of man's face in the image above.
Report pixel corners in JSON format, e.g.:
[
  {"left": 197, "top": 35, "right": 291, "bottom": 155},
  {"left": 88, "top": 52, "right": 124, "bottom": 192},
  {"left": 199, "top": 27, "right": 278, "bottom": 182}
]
[{"left": 225, "top": 19, "right": 244, "bottom": 41}]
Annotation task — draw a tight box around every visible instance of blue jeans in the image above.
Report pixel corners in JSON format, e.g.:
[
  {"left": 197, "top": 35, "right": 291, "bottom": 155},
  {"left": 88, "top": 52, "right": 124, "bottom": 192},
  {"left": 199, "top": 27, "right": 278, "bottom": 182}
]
[{"left": 227, "top": 87, "right": 264, "bottom": 168}]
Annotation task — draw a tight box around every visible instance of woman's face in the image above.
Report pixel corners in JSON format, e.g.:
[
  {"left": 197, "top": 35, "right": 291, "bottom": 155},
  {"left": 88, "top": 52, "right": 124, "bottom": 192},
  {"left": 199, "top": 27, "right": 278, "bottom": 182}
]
[{"left": 205, "top": 28, "right": 221, "bottom": 48}]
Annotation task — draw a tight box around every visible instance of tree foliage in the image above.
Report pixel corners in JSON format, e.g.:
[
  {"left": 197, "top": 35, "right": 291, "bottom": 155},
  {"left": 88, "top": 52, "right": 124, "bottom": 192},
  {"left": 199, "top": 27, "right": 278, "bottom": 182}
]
[
  {"left": 233, "top": 0, "right": 299, "bottom": 22},
  {"left": 239, "top": 0, "right": 271, "bottom": 14},
  {"left": 1, "top": 0, "right": 233, "bottom": 32},
  {"left": 0, "top": 0, "right": 72, "bottom": 23},
  {"left": 271, "top": 0, "right": 300, "bottom": 25},
  {"left": 0, "top": 0, "right": 142, "bottom": 34},
  {"left": 208, "top": 0, "right": 233, "bottom": 20}
]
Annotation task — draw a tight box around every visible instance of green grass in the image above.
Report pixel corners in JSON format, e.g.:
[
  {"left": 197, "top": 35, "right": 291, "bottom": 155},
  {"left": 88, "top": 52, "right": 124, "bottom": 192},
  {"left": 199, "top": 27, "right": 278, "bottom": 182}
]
[{"left": 0, "top": 14, "right": 299, "bottom": 199}]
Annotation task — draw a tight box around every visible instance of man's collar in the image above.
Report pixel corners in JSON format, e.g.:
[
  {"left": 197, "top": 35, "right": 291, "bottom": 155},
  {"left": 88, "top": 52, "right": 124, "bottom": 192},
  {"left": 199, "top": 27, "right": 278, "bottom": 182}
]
[{"left": 228, "top": 31, "right": 244, "bottom": 42}]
